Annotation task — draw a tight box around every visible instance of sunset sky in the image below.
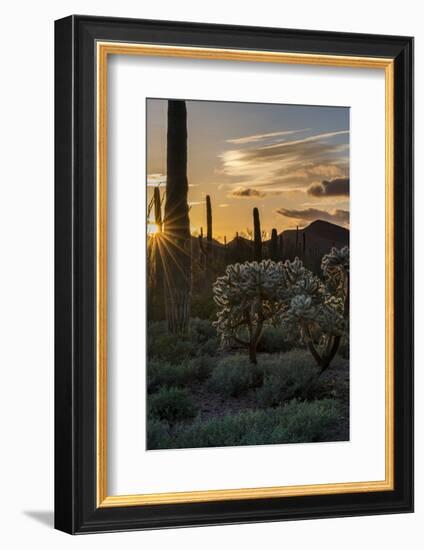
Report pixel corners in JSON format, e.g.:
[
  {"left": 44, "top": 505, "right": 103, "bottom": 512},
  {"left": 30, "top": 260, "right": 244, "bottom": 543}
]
[{"left": 147, "top": 99, "right": 349, "bottom": 242}]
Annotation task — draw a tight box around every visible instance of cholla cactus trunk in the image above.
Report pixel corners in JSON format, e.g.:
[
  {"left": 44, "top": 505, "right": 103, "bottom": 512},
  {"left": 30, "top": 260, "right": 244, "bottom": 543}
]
[
  {"left": 253, "top": 207, "right": 262, "bottom": 261},
  {"left": 163, "top": 100, "right": 192, "bottom": 334},
  {"left": 270, "top": 228, "right": 279, "bottom": 261}
]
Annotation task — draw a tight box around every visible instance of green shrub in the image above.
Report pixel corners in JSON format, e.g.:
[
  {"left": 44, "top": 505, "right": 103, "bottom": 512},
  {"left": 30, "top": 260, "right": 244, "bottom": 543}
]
[
  {"left": 190, "top": 292, "right": 216, "bottom": 321},
  {"left": 147, "top": 398, "right": 342, "bottom": 449},
  {"left": 150, "top": 334, "right": 198, "bottom": 364},
  {"left": 189, "top": 317, "right": 217, "bottom": 343},
  {"left": 147, "top": 319, "right": 219, "bottom": 364},
  {"left": 255, "top": 351, "right": 318, "bottom": 408},
  {"left": 148, "top": 387, "right": 198, "bottom": 422},
  {"left": 188, "top": 355, "right": 215, "bottom": 381},
  {"left": 257, "top": 326, "right": 294, "bottom": 354},
  {"left": 147, "top": 356, "right": 215, "bottom": 392},
  {"left": 147, "top": 418, "right": 171, "bottom": 449},
  {"left": 207, "top": 354, "right": 261, "bottom": 397}
]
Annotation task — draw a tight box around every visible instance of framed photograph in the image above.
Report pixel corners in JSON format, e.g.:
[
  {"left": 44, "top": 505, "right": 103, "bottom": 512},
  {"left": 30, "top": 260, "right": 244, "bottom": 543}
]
[{"left": 54, "top": 15, "right": 413, "bottom": 534}]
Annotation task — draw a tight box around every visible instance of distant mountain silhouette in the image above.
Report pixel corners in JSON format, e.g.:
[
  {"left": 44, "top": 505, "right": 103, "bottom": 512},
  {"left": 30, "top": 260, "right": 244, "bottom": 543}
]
[{"left": 191, "top": 219, "right": 349, "bottom": 274}]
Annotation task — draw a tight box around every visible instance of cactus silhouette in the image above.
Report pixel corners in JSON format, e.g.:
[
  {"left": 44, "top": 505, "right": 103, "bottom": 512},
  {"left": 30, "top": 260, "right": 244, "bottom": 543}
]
[
  {"left": 253, "top": 207, "right": 262, "bottom": 261},
  {"left": 296, "top": 225, "right": 299, "bottom": 254},
  {"left": 270, "top": 228, "right": 279, "bottom": 261},
  {"left": 154, "top": 186, "right": 162, "bottom": 233},
  {"left": 206, "top": 195, "right": 212, "bottom": 253},
  {"left": 163, "top": 100, "right": 192, "bottom": 334},
  {"left": 199, "top": 195, "right": 213, "bottom": 269}
]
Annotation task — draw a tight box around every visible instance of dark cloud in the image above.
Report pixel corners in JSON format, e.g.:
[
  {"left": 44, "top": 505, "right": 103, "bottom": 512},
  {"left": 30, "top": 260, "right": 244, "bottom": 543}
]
[
  {"left": 307, "top": 177, "right": 349, "bottom": 197},
  {"left": 231, "top": 187, "right": 266, "bottom": 198},
  {"left": 277, "top": 207, "right": 349, "bottom": 226}
]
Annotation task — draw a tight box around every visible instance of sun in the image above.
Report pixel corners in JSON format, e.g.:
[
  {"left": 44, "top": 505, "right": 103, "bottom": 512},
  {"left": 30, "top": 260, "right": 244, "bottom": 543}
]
[{"left": 147, "top": 222, "right": 160, "bottom": 236}]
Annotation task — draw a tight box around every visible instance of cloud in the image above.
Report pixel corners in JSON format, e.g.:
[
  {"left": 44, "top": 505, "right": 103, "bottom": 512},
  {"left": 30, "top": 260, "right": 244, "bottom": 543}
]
[
  {"left": 226, "top": 129, "right": 309, "bottom": 145},
  {"left": 147, "top": 173, "right": 166, "bottom": 187},
  {"left": 307, "top": 177, "right": 349, "bottom": 197},
  {"left": 277, "top": 207, "right": 349, "bottom": 226},
  {"left": 220, "top": 130, "right": 349, "bottom": 193},
  {"left": 231, "top": 187, "right": 266, "bottom": 198},
  {"left": 219, "top": 203, "right": 229, "bottom": 207}
]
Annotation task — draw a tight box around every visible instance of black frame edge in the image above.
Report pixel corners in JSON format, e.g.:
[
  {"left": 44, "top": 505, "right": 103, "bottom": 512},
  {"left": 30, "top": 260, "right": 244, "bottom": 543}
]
[{"left": 54, "top": 15, "right": 77, "bottom": 535}]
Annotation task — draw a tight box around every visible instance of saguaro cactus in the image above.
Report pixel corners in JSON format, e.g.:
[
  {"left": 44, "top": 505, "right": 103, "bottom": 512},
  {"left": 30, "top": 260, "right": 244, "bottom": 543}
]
[
  {"left": 163, "top": 100, "right": 192, "bottom": 334},
  {"left": 153, "top": 186, "right": 163, "bottom": 291},
  {"left": 302, "top": 231, "right": 306, "bottom": 255},
  {"left": 206, "top": 195, "right": 212, "bottom": 253},
  {"left": 279, "top": 233, "right": 284, "bottom": 260},
  {"left": 253, "top": 207, "right": 262, "bottom": 261},
  {"left": 199, "top": 195, "right": 213, "bottom": 269},
  {"left": 154, "top": 186, "right": 162, "bottom": 233},
  {"left": 295, "top": 225, "right": 299, "bottom": 254},
  {"left": 270, "top": 228, "right": 279, "bottom": 261}
]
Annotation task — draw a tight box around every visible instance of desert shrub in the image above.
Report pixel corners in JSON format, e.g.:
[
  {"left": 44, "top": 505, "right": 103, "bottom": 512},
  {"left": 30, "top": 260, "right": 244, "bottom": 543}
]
[
  {"left": 148, "top": 399, "right": 341, "bottom": 449},
  {"left": 190, "top": 317, "right": 217, "bottom": 343},
  {"left": 147, "top": 356, "right": 215, "bottom": 392},
  {"left": 255, "top": 351, "right": 319, "bottom": 408},
  {"left": 148, "top": 387, "right": 198, "bottom": 423},
  {"left": 257, "top": 326, "right": 294, "bottom": 354},
  {"left": 147, "top": 418, "right": 171, "bottom": 449},
  {"left": 148, "top": 333, "right": 198, "bottom": 364},
  {"left": 147, "top": 319, "right": 219, "bottom": 364},
  {"left": 270, "top": 399, "right": 342, "bottom": 443},
  {"left": 207, "top": 354, "right": 261, "bottom": 397},
  {"left": 190, "top": 293, "right": 216, "bottom": 321},
  {"left": 187, "top": 355, "right": 215, "bottom": 381}
]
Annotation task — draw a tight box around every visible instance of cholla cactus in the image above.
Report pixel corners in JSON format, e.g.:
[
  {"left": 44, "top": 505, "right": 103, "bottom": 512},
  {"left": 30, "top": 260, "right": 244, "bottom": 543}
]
[
  {"left": 322, "top": 246, "right": 350, "bottom": 318},
  {"left": 213, "top": 248, "right": 349, "bottom": 370},
  {"left": 281, "top": 251, "right": 349, "bottom": 372},
  {"left": 213, "top": 260, "right": 282, "bottom": 363}
]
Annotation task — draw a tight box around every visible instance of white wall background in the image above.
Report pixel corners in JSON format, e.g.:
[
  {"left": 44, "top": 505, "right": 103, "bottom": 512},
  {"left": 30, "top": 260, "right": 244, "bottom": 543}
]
[{"left": 0, "top": 0, "right": 420, "bottom": 547}]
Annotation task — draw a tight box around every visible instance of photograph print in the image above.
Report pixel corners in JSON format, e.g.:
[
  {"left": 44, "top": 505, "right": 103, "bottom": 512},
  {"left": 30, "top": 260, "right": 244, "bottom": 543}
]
[{"left": 146, "top": 98, "right": 350, "bottom": 451}]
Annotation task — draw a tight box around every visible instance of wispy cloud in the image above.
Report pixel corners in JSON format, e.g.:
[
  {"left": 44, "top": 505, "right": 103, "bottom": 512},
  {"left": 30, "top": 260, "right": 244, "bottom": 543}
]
[
  {"left": 147, "top": 173, "right": 166, "bottom": 187},
  {"left": 277, "top": 207, "right": 349, "bottom": 227},
  {"left": 231, "top": 187, "right": 266, "bottom": 198},
  {"left": 219, "top": 203, "right": 230, "bottom": 207},
  {"left": 226, "top": 128, "right": 309, "bottom": 145},
  {"left": 220, "top": 130, "right": 349, "bottom": 195}
]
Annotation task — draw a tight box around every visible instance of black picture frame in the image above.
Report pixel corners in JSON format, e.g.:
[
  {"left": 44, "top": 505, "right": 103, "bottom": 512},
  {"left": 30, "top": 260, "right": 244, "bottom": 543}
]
[{"left": 55, "top": 15, "right": 413, "bottom": 534}]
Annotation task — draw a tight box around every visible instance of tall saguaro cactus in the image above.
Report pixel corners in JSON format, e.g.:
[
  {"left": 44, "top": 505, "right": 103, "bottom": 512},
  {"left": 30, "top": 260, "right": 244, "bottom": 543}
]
[
  {"left": 154, "top": 186, "right": 162, "bottom": 233},
  {"left": 199, "top": 195, "right": 213, "bottom": 269},
  {"left": 153, "top": 186, "right": 163, "bottom": 291},
  {"left": 253, "top": 207, "right": 262, "bottom": 261},
  {"left": 270, "top": 228, "right": 279, "bottom": 261},
  {"left": 206, "top": 195, "right": 212, "bottom": 252},
  {"left": 163, "top": 100, "right": 192, "bottom": 334},
  {"left": 279, "top": 233, "right": 284, "bottom": 260}
]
